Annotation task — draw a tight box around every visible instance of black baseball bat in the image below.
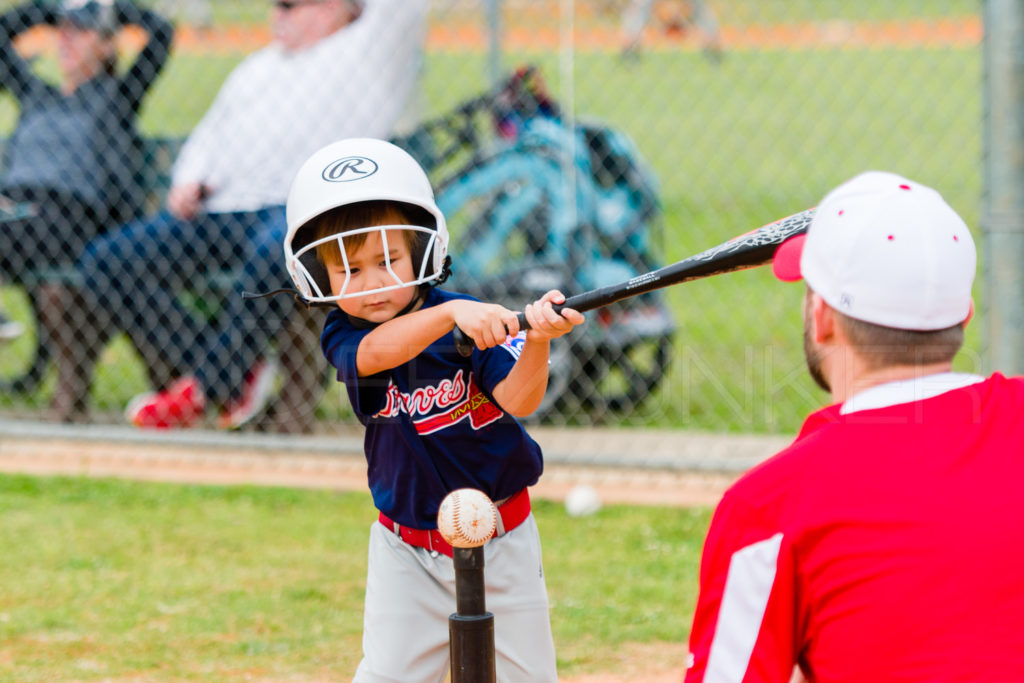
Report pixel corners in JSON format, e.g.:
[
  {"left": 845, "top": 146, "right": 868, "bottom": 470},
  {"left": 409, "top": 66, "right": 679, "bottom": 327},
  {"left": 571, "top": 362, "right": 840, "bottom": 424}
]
[{"left": 452, "top": 207, "right": 814, "bottom": 356}]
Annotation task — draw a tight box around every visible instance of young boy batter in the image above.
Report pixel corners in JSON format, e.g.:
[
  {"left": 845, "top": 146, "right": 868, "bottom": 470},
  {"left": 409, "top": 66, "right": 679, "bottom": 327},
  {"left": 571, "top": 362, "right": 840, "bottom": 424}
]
[{"left": 283, "top": 138, "right": 584, "bottom": 682}]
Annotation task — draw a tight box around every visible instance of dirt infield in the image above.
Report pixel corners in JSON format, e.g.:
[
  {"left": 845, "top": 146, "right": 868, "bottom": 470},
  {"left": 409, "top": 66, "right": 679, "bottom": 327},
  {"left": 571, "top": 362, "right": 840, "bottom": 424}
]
[
  {"left": 0, "top": 428, "right": 750, "bottom": 508},
  {"left": 12, "top": 15, "right": 981, "bottom": 58},
  {"left": 424, "top": 16, "right": 981, "bottom": 52}
]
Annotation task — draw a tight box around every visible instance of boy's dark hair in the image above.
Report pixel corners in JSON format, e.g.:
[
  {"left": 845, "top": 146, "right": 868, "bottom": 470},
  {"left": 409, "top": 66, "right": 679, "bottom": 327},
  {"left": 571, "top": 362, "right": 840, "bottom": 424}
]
[
  {"left": 310, "top": 200, "right": 434, "bottom": 271},
  {"left": 836, "top": 311, "right": 965, "bottom": 370}
]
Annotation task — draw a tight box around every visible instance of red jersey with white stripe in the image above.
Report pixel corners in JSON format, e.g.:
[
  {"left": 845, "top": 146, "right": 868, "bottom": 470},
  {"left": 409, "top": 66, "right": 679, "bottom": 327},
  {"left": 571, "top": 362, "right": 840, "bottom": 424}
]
[{"left": 685, "top": 373, "right": 1024, "bottom": 683}]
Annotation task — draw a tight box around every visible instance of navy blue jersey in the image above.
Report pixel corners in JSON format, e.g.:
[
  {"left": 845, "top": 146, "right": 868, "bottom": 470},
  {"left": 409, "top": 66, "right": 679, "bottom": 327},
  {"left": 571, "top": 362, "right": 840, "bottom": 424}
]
[{"left": 321, "top": 288, "right": 544, "bottom": 529}]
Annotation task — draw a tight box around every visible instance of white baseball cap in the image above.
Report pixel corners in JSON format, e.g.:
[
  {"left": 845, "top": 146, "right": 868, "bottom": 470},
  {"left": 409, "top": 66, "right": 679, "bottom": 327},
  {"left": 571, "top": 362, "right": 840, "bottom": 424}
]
[{"left": 772, "top": 171, "right": 976, "bottom": 330}]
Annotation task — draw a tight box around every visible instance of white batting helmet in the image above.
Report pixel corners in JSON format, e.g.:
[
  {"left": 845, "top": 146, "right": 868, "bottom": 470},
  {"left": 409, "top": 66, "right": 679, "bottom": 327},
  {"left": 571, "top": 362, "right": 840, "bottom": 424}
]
[{"left": 284, "top": 138, "right": 449, "bottom": 304}]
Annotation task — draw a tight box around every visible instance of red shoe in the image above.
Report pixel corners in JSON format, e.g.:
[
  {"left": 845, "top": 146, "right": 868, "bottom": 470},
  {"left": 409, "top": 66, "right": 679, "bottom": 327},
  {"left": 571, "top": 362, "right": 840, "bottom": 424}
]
[
  {"left": 125, "top": 377, "right": 206, "bottom": 429},
  {"left": 216, "top": 360, "right": 279, "bottom": 430}
]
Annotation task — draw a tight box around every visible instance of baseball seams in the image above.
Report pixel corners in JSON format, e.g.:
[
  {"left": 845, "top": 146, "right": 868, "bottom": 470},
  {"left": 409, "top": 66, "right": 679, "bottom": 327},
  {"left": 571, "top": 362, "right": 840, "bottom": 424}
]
[{"left": 437, "top": 488, "right": 498, "bottom": 548}]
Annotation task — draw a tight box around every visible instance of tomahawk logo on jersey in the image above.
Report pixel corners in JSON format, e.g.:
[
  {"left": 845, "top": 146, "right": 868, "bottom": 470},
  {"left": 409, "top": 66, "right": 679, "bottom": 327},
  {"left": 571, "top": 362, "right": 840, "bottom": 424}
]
[{"left": 372, "top": 369, "right": 505, "bottom": 435}]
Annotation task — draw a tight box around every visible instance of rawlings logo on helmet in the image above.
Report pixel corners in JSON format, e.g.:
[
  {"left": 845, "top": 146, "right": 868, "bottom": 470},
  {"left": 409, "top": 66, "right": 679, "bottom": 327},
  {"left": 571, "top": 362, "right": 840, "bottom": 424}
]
[{"left": 321, "top": 156, "right": 378, "bottom": 183}]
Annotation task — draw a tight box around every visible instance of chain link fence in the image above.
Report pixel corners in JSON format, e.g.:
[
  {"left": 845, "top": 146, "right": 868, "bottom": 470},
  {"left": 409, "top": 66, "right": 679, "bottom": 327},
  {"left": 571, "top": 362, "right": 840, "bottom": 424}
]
[{"left": 0, "top": 0, "right": 986, "bottom": 436}]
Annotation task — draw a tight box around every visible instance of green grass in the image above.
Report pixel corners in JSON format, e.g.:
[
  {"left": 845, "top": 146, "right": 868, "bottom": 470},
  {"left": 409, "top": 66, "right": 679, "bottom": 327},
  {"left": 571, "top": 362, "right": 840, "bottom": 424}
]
[
  {"left": 0, "top": 474, "right": 708, "bottom": 680},
  {"left": 0, "top": 14, "right": 986, "bottom": 433}
]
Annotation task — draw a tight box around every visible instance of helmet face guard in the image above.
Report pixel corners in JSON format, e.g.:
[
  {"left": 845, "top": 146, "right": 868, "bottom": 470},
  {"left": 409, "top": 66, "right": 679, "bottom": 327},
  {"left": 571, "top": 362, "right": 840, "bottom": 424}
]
[
  {"left": 289, "top": 224, "right": 444, "bottom": 302},
  {"left": 284, "top": 138, "right": 449, "bottom": 306}
]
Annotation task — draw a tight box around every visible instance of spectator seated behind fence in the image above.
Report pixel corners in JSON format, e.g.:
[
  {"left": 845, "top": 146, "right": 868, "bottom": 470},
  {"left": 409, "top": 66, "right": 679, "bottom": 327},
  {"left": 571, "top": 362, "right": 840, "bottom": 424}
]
[
  {"left": 0, "top": 0, "right": 172, "bottom": 409},
  {"left": 75, "top": 0, "right": 428, "bottom": 430}
]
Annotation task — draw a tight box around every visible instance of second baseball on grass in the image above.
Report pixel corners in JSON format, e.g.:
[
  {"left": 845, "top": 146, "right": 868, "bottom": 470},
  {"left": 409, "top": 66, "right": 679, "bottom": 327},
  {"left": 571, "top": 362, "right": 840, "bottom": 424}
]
[
  {"left": 565, "top": 484, "right": 602, "bottom": 517},
  {"left": 437, "top": 488, "right": 498, "bottom": 548}
]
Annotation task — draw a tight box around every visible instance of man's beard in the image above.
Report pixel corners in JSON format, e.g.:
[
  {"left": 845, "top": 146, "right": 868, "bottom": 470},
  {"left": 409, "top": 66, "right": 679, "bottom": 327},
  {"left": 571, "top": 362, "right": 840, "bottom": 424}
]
[{"left": 803, "top": 294, "right": 831, "bottom": 393}]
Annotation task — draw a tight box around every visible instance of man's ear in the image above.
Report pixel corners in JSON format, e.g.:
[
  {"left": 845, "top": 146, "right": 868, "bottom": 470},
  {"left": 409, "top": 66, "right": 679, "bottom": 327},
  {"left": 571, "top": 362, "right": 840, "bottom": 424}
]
[
  {"left": 344, "top": 0, "right": 364, "bottom": 21},
  {"left": 811, "top": 293, "right": 835, "bottom": 344}
]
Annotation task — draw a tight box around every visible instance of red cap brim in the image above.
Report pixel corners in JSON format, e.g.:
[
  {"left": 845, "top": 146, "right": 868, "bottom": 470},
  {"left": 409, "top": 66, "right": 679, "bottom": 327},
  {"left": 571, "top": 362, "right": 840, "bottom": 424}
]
[{"left": 772, "top": 233, "right": 806, "bottom": 282}]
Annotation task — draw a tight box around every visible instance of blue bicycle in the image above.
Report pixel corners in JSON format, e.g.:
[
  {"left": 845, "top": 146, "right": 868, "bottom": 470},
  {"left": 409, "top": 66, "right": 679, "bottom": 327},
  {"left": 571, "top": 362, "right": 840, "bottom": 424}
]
[{"left": 395, "top": 67, "right": 676, "bottom": 419}]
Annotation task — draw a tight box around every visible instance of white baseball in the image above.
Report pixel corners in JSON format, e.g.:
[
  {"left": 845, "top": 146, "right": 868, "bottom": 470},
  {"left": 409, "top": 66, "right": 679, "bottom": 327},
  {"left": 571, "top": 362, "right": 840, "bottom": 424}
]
[
  {"left": 437, "top": 488, "right": 498, "bottom": 548},
  {"left": 565, "top": 484, "right": 602, "bottom": 517}
]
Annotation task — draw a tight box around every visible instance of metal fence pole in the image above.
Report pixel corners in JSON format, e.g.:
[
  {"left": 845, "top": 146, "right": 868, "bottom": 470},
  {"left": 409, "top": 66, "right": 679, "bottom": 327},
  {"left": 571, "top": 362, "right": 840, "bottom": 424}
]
[
  {"left": 485, "top": 0, "right": 502, "bottom": 85},
  {"left": 983, "top": 0, "right": 1024, "bottom": 375}
]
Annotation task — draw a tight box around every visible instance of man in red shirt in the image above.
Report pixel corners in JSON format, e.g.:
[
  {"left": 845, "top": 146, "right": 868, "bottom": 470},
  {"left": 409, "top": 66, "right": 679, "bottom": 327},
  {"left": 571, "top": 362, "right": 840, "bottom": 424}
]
[{"left": 684, "top": 171, "right": 1024, "bottom": 682}]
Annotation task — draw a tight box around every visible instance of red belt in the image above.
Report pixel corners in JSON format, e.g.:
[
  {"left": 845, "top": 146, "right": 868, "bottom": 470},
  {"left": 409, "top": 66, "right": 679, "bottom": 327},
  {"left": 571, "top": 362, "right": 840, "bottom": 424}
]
[{"left": 378, "top": 488, "right": 531, "bottom": 559}]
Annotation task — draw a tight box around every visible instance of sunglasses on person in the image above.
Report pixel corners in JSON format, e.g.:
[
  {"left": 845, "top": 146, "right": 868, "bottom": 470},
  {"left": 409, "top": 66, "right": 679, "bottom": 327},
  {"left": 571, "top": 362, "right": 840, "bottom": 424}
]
[{"left": 274, "top": 0, "right": 323, "bottom": 11}]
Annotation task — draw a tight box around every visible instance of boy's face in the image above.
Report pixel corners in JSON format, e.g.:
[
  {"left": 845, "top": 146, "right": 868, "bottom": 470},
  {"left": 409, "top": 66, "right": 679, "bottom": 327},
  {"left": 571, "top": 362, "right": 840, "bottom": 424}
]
[{"left": 328, "top": 228, "right": 418, "bottom": 322}]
